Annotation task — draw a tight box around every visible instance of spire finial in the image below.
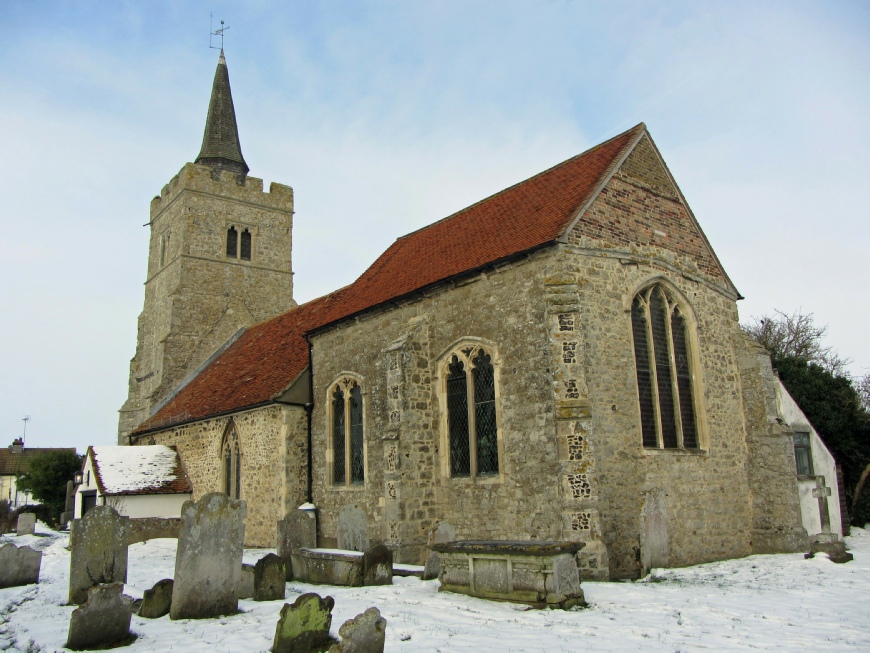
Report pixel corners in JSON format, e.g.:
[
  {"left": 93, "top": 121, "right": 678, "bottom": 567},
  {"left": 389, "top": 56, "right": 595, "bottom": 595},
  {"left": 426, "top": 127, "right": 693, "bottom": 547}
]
[{"left": 195, "top": 48, "right": 249, "bottom": 180}]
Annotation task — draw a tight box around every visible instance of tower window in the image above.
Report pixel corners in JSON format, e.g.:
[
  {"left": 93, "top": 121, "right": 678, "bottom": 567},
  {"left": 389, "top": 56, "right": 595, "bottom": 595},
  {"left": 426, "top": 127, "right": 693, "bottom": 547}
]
[
  {"left": 240, "top": 228, "right": 252, "bottom": 261},
  {"left": 226, "top": 226, "right": 238, "bottom": 258}
]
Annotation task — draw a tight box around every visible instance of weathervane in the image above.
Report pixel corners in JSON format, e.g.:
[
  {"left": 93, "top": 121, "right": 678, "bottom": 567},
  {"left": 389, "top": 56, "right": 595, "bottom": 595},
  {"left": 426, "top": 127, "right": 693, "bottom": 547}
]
[
  {"left": 21, "top": 415, "right": 30, "bottom": 445},
  {"left": 209, "top": 13, "right": 229, "bottom": 50}
]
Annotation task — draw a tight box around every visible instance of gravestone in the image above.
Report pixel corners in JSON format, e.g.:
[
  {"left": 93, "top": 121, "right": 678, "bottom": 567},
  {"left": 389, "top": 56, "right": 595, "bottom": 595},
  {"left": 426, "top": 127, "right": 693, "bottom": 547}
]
[
  {"left": 337, "top": 505, "right": 368, "bottom": 552},
  {"left": 0, "top": 543, "right": 42, "bottom": 588},
  {"left": 69, "top": 506, "right": 129, "bottom": 605},
  {"left": 272, "top": 592, "right": 335, "bottom": 653},
  {"left": 362, "top": 545, "right": 393, "bottom": 586},
  {"left": 66, "top": 583, "right": 132, "bottom": 650},
  {"left": 239, "top": 563, "right": 255, "bottom": 600},
  {"left": 16, "top": 512, "right": 36, "bottom": 536},
  {"left": 805, "top": 476, "right": 854, "bottom": 564},
  {"left": 139, "top": 579, "right": 173, "bottom": 619},
  {"left": 277, "top": 509, "right": 317, "bottom": 579},
  {"left": 170, "top": 492, "right": 246, "bottom": 620},
  {"left": 254, "top": 553, "right": 286, "bottom": 601},
  {"left": 640, "top": 488, "right": 668, "bottom": 576},
  {"left": 329, "top": 607, "right": 387, "bottom": 653},
  {"left": 422, "top": 521, "right": 455, "bottom": 580}
]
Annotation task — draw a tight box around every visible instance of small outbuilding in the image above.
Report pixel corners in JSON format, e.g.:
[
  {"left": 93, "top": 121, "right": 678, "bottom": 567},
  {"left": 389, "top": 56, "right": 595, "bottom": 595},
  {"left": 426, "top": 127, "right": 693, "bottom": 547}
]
[{"left": 74, "top": 445, "right": 192, "bottom": 518}]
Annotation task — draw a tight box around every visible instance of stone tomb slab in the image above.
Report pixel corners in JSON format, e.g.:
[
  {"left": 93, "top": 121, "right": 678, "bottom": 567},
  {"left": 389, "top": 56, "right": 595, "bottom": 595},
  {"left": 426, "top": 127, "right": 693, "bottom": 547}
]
[
  {"left": 16, "top": 513, "right": 36, "bottom": 536},
  {"left": 0, "top": 543, "right": 42, "bottom": 588},
  {"left": 66, "top": 583, "right": 133, "bottom": 650},
  {"left": 170, "top": 492, "right": 246, "bottom": 620},
  {"left": 432, "top": 541, "right": 586, "bottom": 609},
  {"left": 68, "top": 506, "right": 129, "bottom": 605}
]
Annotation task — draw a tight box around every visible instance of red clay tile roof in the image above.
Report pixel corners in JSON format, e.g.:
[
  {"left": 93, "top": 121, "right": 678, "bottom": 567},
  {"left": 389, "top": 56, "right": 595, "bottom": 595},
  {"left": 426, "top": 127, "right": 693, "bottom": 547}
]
[
  {"left": 0, "top": 446, "right": 77, "bottom": 476},
  {"left": 88, "top": 445, "right": 193, "bottom": 496},
  {"left": 135, "top": 124, "right": 645, "bottom": 434}
]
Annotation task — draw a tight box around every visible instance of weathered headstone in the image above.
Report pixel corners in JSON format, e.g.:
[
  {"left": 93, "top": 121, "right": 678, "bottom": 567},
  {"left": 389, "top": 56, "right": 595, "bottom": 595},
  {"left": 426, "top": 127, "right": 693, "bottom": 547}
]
[
  {"left": 362, "top": 545, "right": 393, "bottom": 586},
  {"left": 0, "top": 543, "right": 42, "bottom": 588},
  {"left": 254, "top": 553, "right": 286, "bottom": 601},
  {"left": 272, "top": 592, "right": 335, "bottom": 653},
  {"left": 16, "top": 512, "right": 36, "bottom": 536},
  {"left": 337, "top": 505, "right": 368, "bottom": 552},
  {"left": 69, "top": 506, "right": 129, "bottom": 605},
  {"left": 329, "top": 607, "right": 387, "bottom": 653},
  {"left": 422, "top": 521, "right": 455, "bottom": 580},
  {"left": 66, "top": 583, "right": 132, "bottom": 650},
  {"left": 805, "top": 477, "right": 854, "bottom": 563},
  {"left": 170, "top": 492, "right": 246, "bottom": 620},
  {"left": 239, "top": 563, "right": 255, "bottom": 600},
  {"left": 277, "top": 509, "right": 317, "bottom": 579},
  {"left": 139, "top": 579, "right": 173, "bottom": 619}
]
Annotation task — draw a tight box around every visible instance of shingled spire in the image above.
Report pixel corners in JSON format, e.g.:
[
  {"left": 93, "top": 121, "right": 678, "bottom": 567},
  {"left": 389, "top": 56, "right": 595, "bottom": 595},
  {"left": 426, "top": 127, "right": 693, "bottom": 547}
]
[{"left": 195, "top": 50, "right": 249, "bottom": 180}]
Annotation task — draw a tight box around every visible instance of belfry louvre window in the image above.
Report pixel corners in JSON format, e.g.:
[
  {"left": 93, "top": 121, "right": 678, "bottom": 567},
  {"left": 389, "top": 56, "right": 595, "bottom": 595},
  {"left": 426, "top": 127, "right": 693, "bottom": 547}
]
[
  {"left": 331, "top": 379, "right": 365, "bottom": 486},
  {"left": 631, "top": 285, "right": 699, "bottom": 449},
  {"left": 446, "top": 347, "right": 499, "bottom": 477},
  {"left": 222, "top": 424, "right": 242, "bottom": 499},
  {"left": 226, "top": 225, "right": 253, "bottom": 261}
]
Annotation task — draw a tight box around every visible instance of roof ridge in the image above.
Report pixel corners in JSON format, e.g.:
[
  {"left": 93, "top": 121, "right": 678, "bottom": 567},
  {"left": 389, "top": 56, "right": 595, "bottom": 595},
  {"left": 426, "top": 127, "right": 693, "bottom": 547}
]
[{"left": 395, "top": 123, "right": 646, "bottom": 242}]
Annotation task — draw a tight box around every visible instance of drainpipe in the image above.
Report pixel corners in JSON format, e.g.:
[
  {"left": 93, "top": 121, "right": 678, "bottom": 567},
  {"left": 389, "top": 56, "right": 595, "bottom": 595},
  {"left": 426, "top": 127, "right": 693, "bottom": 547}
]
[{"left": 306, "top": 336, "right": 314, "bottom": 504}]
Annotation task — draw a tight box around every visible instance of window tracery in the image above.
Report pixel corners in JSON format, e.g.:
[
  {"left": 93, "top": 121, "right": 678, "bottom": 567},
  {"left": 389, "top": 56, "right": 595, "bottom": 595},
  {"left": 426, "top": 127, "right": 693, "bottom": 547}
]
[{"left": 330, "top": 377, "right": 365, "bottom": 486}]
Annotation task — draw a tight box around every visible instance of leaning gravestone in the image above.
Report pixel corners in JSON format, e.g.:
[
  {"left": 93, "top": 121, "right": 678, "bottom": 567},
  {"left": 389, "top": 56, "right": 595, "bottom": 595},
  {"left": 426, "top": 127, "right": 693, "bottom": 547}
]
[
  {"left": 277, "top": 509, "right": 317, "bottom": 579},
  {"left": 337, "top": 505, "right": 368, "bottom": 552},
  {"left": 69, "top": 506, "right": 129, "bottom": 605},
  {"left": 16, "top": 513, "right": 36, "bottom": 536},
  {"left": 272, "top": 593, "right": 335, "bottom": 653},
  {"left": 422, "top": 521, "right": 455, "bottom": 580},
  {"left": 254, "top": 553, "right": 286, "bottom": 601},
  {"left": 0, "top": 543, "right": 42, "bottom": 588},
  {"left": 362, "top": 545, "right": 393, "bottom": 586},
  {"left": 139, "top": 578, "right": 173, "bottom": 619},
  {"left": 170, "top": 492, "right": 246, "bottom": 620},
  {"left": 329, "top": 607, "right": 387, "bottom": 653},
  {"left": 66, "top": 583, "right": 132, "bottom": 650},
  {"left": 239, "top": 563, "right": 255, "bottom": 600}
]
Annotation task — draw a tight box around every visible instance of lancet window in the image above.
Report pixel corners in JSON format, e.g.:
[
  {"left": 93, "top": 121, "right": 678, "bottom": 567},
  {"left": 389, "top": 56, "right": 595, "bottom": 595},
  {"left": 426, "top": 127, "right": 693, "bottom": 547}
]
[
  {"left": 222, "top": 423, "right": 242, "bottom": 499},
  {"left": 444, "top": 345, "right": 500, "bottom": 477},
  {"left": 226, "top": 225, "right": 253, "bottom": 261},
  {"left": 330, "top": 377, "right": 365, "bottom": 486},
  {"left": 630, "top": 284, "right": 699, "bottom": 449}
]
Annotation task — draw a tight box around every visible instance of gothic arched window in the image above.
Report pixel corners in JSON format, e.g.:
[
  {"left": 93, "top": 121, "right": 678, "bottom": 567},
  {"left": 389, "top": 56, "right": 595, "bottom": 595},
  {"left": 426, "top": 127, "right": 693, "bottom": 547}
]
[
  {"left": 222, "top": 423, "right": 242, "bottom": 499},
  {"left": 443, "top": 345, "right": 500, "bottom": 478},
  {"left": 330, "top": 378, "right": 365, "bottom": 486},
  {"left": 240, "top": 228, "right": 252, "bottom": 261},
  {"left": 226, "top": 226, "right": 238, "bottom": 258},
  {"left": 631, "top": 284, "right": 699, "bottom": 449}
]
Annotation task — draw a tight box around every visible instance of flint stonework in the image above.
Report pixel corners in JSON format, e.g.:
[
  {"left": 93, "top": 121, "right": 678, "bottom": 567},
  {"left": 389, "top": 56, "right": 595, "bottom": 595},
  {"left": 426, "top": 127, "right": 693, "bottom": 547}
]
[
  {"left": 0, "top": 543, "right": 42, "bottom": 588},
  {"left": 336, "top": 505, "right": 368, "bottom": 552},
  {"left": 422, "top": 521, "right": 455, "bottom": 580},
  {"left": 140, "top": 579, "right": 174, "bottom": 619},
  {"left": 170, "top": 492, "right": 246, "bottom": 620},
  {"left": 277, "top": 509, "right": 317, "bottom": 579},
  {"left": 272, "top": 592, "right": 335, "bottom": 653},
  {"left": 329, "top": 607, "right": 387, "bottom": 653},
  {"left": 254, "top": 553, "right": 286, "bottom": 601},
  {"left": 69, "top": 506, "right": 129, "bottom": 605},
  {"left": 16, "top": 513, "right": 36, "bottom": 536},
  {"left": 65, "top": 583, "right": 132, "bottom": 650}
]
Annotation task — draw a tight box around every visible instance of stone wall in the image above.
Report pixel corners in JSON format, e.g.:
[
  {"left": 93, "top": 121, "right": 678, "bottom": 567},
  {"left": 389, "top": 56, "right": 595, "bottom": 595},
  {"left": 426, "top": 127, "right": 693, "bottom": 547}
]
[
  {"left": 134, "top": 403, "right": 308, "bottom": 547},
  {"left": 127, "top": 517, "right": 182, "bottom": 545},
  {"left": 119, "top": 163, "right": 296, "bottom": 441}
]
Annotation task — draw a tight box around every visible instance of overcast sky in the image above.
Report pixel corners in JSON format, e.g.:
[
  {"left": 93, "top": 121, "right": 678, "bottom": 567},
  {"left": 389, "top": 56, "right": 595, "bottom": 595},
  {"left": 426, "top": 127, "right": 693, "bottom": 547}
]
[{"left": 1, "top": 1, "right": 868, "bottom": 454}]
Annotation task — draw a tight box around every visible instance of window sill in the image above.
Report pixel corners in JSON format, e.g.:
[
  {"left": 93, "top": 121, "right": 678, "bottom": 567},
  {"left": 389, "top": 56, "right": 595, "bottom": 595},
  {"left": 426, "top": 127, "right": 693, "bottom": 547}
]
[
  {"left": 445, "top": 473, "right": 502, "bottom": 484},
  {"left": 328, "top": 483, "right": 367, "bottom": 491},
  {"left": 642, "top": 447, "right": 708, "bottom": 457}
]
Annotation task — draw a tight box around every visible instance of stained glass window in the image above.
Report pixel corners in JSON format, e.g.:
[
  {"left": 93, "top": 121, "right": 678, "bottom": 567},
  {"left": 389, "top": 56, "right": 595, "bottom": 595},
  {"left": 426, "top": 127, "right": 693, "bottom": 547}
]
[{"left": 331, "top": 379, "right": 365, "bottom": 486}]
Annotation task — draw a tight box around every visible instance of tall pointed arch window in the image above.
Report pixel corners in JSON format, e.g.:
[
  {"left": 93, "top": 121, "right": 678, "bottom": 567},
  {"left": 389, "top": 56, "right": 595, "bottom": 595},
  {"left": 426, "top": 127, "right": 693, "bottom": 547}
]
[
  {"left": 226, "top": 226, "right": 238, "bottom": 258},
  {"left": 631, "top": 284, "right": 699, "bottom": 449},
  {"left": 226, "top": 224, "right": 254, "bottom": 261},
  {"left": 222, "top": 423, "right": 242, "bottom": 499},
  {"left": 330, "top": 378, "right": 365, "bottom": 486},
  {"left": 443, "top": 345, "right": 500, "bottom": 478}
]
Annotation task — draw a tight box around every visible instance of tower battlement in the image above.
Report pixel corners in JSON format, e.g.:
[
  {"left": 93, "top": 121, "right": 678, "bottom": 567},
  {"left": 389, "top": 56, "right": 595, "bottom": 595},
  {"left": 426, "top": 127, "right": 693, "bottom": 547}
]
[{"left": 151, "top": 162, "right": 293, "bottom": 220}]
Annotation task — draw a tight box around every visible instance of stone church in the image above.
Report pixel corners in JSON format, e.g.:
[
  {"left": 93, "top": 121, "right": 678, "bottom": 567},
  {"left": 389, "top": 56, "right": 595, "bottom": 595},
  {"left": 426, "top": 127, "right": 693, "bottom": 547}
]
[{"left": 121, "top": 51, "right": 815, "bottom": 580}]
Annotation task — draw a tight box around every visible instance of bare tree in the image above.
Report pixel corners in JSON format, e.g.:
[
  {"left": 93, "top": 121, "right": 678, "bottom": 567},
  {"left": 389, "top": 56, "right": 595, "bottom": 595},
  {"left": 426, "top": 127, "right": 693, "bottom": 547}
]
[
  {"left": 743, "top": 309, "right": 851, "bottom": 375},
  {"left": 858, "top": 373, "right": 870, "bottom": 412}
]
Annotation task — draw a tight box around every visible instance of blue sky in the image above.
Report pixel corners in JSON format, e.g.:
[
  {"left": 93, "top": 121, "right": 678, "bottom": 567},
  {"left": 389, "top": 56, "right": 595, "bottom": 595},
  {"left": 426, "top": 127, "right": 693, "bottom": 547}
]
[{"left": 1, "top": 1, "right": 868, "bottom": 453}]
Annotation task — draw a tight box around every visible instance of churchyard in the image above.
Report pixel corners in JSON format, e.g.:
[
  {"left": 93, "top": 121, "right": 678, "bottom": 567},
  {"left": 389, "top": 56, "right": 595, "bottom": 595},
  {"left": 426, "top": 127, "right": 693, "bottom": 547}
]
[{"left": 0, "top": 511, "right": 867, "bottom": 651}]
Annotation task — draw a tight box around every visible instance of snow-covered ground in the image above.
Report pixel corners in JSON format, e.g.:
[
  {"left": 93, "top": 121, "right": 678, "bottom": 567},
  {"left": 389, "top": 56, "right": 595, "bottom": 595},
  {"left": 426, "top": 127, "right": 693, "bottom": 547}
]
[{"left": 2, "top": 524, "right": 869, "bottom": 651}]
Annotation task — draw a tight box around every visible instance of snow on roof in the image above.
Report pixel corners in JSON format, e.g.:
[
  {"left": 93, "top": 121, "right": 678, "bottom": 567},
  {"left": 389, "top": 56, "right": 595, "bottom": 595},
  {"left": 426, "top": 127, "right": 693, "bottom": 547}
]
[{"left": 90, "top": 445, "right": 192, "bottom": 496}]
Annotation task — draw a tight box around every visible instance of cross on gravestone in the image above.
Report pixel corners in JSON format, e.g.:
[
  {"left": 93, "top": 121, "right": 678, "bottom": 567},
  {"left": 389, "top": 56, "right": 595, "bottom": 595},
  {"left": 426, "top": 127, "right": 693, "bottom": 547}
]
[{"left": 812, "top": 476, "right": 833, "bottom": 535}]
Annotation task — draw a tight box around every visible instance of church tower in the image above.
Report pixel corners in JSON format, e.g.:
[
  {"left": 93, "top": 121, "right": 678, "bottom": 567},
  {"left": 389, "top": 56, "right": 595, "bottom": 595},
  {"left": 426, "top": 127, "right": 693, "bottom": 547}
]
[{"left": 118, "top": 51, "right": 296, "bottom": 443}]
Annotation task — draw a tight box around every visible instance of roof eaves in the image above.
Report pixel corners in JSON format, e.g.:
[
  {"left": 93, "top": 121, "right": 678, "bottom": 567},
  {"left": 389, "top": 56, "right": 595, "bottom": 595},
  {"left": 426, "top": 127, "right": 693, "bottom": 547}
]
[{"left": 132, "top": 399, "right": 276, "bottom": 438}]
